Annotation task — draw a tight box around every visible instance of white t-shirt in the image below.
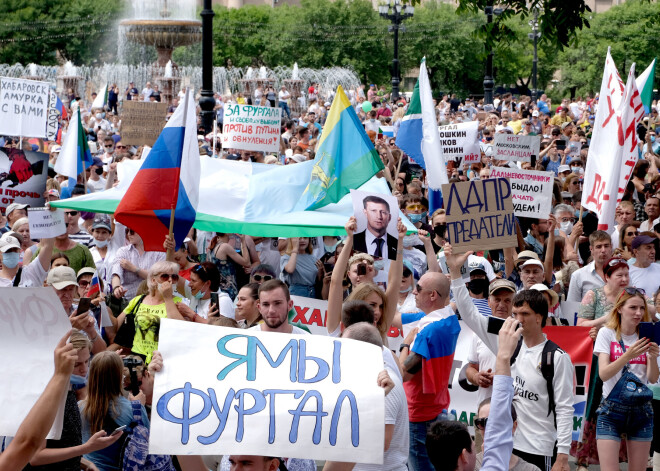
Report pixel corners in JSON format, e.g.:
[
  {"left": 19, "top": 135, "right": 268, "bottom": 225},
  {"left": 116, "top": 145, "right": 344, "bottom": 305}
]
[
  {"left": 0, "top": 258, "right": 47, "bottom": 288},
  {"left": 629, "top": 263, "right": 660, "bottom": 296},
  {"left": 249, "top": 324, "right": 309, "bottom": 335},
  {"left": 353, "top": 367, "right": 409, "bottom": 471},
  {"left": 467, "top": 335, "right": 497, "bottom": 407},
  {"left": 86, "top": 177, "right": 107, "bottom": 193},
  {"left": 255, "top": 238, "right": 281, "bottom": 275},
  {"left": 594, "top": 327, "right": 648, "bottom": 398}
]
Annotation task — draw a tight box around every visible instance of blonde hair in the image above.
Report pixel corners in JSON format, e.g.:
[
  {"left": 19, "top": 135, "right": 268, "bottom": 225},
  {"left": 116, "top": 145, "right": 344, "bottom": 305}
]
[
  {"left": 285, "top": 238, "right": 313, "bottom": 255},
  {"left": 346, "top": 282, "right": 389, "bottom": 335},
  {"left": 605, "top": 291, "right": 651, "bottom": 341},
  {"left": 69, "top": 329, "right": 92, "bottom": 353},
  {"left": 347, "top": 252, "right": 374, "bottom": 270},
  {"left": 82, "top": 352, "right": 123, "bottom": 434},
  {"left": 147, "top": 261, "right": 180, "bottom": 293}
]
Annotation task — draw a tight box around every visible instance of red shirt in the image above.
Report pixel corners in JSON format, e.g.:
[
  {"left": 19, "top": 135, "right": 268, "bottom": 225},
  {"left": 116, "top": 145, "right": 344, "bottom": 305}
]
[{"left": 403, "top": 370, "right": 449, "bottom": 422}]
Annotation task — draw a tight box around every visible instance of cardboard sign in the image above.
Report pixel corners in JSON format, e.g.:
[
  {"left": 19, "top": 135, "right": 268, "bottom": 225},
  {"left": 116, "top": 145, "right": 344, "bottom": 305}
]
[
  {"left": 493, "top": 134, "right": 541, "bottom": 162},
  {"left": 350, "top": 189, "right": 399, "bottom": 260},
  {"left": 150, "top": 320, "right": 385, "bottom": 463},
  {"left": 437, "top": 121, "right": 480, "bottom": 164},
  {"left": 120, "top": 101, "right": 168, "bottom": 146},
  {"left": 490, "top": 167, "right": 554, "bottom": 218},
  {"left": 0, "top": 77, "right": 50, "bottom": 138},
  {"left": 0, "top": 148, "right": 47, "bottom": 215},
  {"left": 441, "top": 178, "right": 517, "bottom": 252},
  {"left": 28, "top": 207, "right": 66, "bottom": 238},
  {"left": 222, "top": 104, "right": 281, "bottom": 152},
  {"left": 0, "top": 288, "right": 72, "bottom": 439}
]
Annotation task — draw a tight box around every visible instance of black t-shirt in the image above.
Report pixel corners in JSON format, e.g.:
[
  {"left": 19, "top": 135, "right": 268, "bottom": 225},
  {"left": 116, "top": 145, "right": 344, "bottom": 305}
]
[{"left": 450, "top": 98, "right": 461, "bottom": 112}]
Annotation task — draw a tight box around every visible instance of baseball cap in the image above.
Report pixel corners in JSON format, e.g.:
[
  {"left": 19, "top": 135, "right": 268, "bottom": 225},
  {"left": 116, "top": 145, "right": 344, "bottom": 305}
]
[
  {"left": 632, "top": 234, "right": 657, "bottom": 250},
  {"left": 77, "top": 267, "right": 96, "bottom": 280},
  {"left": 558, "top": 165, "right": 571, "bottom": 174},
  {"left": 488, "top": 279, "right": 516, "bottom": 296},
  {"left": 561, "top": 122, "right": 573, "bottom": 130},
  {"left": 91, "top": 157, "right": 103, "bottom": 168},
  {"left": 0, "top": 235, "right": 21, "bottom": 252},
  {"left": 556, "top": 107, "right": 563, "bottom": 112},
  {"left": 5, "top": 202, "right": 29, "bottom": 217},
  {"left": 47, "top": 189, "right": 60, "bottom": 198},
  {"left": 47, "top": 266, "right": 78, "bottom": 289},
  {"left": 530, "top": 283, "right": 559, "bottom": 308},
  {"left": 521, "top": 259, "right": 545, "bottom": 270},
  {"left": 532, "top": 111, "right": 539, "bottom": 117},
  {"left": 515, "top": 250, "right": 540, "bottom": 266},
  {"left": 91, "top": 216, "right": 112, "bottom": 231},
  {"left": 468, "top": 262, "right": 487, "bottom": 275},
  {"left": 50, "top": 145, "right": 62, "bottom": 153}
]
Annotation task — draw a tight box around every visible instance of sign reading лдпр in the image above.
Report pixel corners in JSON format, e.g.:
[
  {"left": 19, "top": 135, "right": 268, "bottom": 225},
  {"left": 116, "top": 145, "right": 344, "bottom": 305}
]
[
  {"left": 490, "top": 167, "right": 554, "bottom": 218},
  {"left": 493, "top": 134, "right": 541, "bottom": 162},
  {"left": 437, "top": 121, "right": 480, "bottom": 165},
  {"left": 0, "top": 77, "right": 50, "bottom": 138},
  {"left": 120, "top": 101, "right": 169, "bottom": 147},
  {"left": 441, "top": 178, "right": 517, "bottom": 252},
  {"left": 222, "top": 104, "right": 281, "bottom": 153},
  {"left": 150, "top": 320, "right": 385, "bottom": 463}
]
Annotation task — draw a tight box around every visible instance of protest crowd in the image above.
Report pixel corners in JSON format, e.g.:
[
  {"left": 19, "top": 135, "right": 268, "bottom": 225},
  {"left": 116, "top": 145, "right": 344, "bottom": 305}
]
[{"left": 1, "top": 59, "right": 660, "bottom": 471}]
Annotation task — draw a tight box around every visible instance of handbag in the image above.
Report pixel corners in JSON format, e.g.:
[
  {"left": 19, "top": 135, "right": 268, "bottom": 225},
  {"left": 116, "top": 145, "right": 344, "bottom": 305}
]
[
  {"left": 609, "top": 339, "right": 653, "bottom": 406},
  {"left": 113, "top": 295, "right": 146, "bottom": 350}
]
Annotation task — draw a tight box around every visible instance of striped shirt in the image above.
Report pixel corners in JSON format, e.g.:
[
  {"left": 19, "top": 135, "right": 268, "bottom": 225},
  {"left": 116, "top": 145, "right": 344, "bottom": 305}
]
[{"left": 111, "top": 244, "right": 165, "bottom": 299}]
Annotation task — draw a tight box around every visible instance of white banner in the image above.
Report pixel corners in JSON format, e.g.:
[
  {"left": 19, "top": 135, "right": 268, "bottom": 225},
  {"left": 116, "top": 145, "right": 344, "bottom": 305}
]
[
  {"left": 581, "top": 51, "right": 644, "bottom": 232},
  {"left": 28, "top": 207, "right": 66, "bottom": 239},
  {"left": 493, "top": 134, "right": 541, "bottom": 162},
  {"left": 45, "top": 89, "right": 59, "bottom": 142},
  {"left": 437, "top": 121, "right": 480, "bottom": 164},
  {"left": 150, "top": 320, "right": 385, "bottom": 463},
  {"left": 0, "top": 288, "right": 72, "bottom": 439},
  {"left": 490, "top": 167, "right": 554, "bottom": 217},
  {"left": 221, "top": 104, "right": 281, "bottom": 153},
  {"left": 0, "top": 77, "right": 50, "bottom": 138}
]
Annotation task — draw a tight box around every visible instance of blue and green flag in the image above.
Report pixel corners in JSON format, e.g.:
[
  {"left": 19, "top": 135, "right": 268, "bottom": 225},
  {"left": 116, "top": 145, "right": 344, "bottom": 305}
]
[
  {"left": 295, "top": 85, "right": 384, "bottom": 211},
  {"left": 636, "top": 58, "right": 656, "bottom": 114}
]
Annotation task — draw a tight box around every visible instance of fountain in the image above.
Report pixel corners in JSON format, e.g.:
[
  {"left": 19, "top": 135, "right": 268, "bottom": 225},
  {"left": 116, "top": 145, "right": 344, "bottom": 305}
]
[
  {"left": 23, "top": 63, "right": 44, "bottom": 82},
  {"left": 284, "top": 62, "right": 304, "bottom": 114},
  {"left": 119, "top": 0, "right": 202, "bottom": 69},
  {"left": 58, "top": 61, "right": 83, "bottom": 106},
  {"left": 158, "top": 60, "right": 181, "bottom": 104},
  {"left": 239, "top": 67, "right": 258, "bottom": 98}
]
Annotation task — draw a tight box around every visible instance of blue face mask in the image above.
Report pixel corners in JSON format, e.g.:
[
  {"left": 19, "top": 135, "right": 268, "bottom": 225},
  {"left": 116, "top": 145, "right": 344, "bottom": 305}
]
[
  {"left": 399, "top": 285, "right": 412, "bottom": 294},
  {"left": 70, "top": 374, "right": 87, "bottom": 391},
  {"left": 324, "top": 242, "right": 338, "bottom": 253},
  {"left": 2, "top": 252, "right": 20, "bottom": 269},
  {"left": 408, "top": 213, "right": 423, "bottom": 224},
  {"left": 652, "top": 136, "right": 656, "bottom": 143},
  {"left": 194, "top": 288, "right": 205, "bottom": 300}
]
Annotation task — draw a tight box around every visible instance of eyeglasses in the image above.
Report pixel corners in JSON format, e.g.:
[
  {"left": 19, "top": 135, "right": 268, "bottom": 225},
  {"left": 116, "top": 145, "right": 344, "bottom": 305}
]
[
  {"left": 158, "top": 273, "right": 180, "bottom": 282},
  {"left": 65, "top": 211, "right": 78, "bottom": 217},
  {"left": 474, "top": 417, "right": 488, "bottom": 430},
  {"left": 253, "top": 274, "right": 273, "bottom": 282}
]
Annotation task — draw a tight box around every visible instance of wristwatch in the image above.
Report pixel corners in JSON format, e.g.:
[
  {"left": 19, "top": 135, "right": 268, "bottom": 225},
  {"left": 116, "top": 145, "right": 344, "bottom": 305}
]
[{"left": 399, "top": 343, "right": 410, "bottom": 353}]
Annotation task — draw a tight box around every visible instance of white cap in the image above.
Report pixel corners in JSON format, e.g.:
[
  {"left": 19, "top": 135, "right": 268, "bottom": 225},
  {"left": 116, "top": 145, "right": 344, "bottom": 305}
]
[
  {"left": 521, "top": 259, "right": 544, "bottom": 270},
  {"left": 558, "top": 165, "right": 571, "bottom": 174},
  {"left": 532, "top": 110, "right": 540, "bottom": 117},
  {"left": 0, "top": 235, "right": 21, "bottom": 253}
]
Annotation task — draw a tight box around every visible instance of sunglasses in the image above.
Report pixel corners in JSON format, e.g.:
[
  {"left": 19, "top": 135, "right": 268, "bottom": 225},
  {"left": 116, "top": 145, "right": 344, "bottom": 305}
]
[
  {"left": 253, "top": 274, "right": 273, "bottom": 282},
  {"left": 607, "top": 257, "right": 626, "bottom": 267},
  {"left": 626, "top": 231, "right": 640, "bottom": 237},
  {"left": 158, "top": 273, "right": 179, "bottom": 282},
  {"left": 474, "top": 417, "right": 488, "bottom": 430},
  {"left": 406, "top": 204, "right": 425, "bottom": 212},
  {"left": 116, "top": 145, "right": 127, "bottom": 149},
  {"left": 78, "top": 280, "right": 90, "bottom": 287},
  {"left": 624, "top": 287, "right": 646, "bottom": 296},
  {"left": 193, "top": 264, "right": 207, "bottom": 277},
  {"left": 65, "top": 211, "right": 78, "bottom": 217},
  {"left": 105, "top": 145, "right": 114, "bottom": 149}
]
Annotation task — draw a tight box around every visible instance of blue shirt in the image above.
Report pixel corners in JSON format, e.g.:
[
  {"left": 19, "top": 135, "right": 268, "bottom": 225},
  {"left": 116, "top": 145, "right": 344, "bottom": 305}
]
[{"left": 481, "top": 376, "right": 515, "bottom": 471}]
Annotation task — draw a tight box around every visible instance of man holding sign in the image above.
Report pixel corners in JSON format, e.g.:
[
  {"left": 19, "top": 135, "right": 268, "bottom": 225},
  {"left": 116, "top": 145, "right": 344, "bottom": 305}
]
[{"left": 251, "top": 279, "right": 309, "bottom": 335}]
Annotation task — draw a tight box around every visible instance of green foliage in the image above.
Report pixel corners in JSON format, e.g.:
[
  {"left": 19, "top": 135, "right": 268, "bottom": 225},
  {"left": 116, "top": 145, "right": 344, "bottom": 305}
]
[
  {"left": 0, "top": 0, "right": 124, "bottom": 65},
  {"left": 556, "top": 0, "right": 660, "bottom": 97},
  {"left": 456, "top": 0, "right": 591, "bottom": 50}
]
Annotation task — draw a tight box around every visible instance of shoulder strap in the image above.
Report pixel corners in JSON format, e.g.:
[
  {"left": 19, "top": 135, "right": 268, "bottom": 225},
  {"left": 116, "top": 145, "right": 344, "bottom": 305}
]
[
  {"left": 509, "top": 336, "right": 524, "bottom": 366},
  {"left": 129, "top": 295, "right": 147, "bottom": 317},
  {"left": 618, "top": 339, "right": 631, "bottom": 371},
  {"left": 12, "top": 267, "right": 21, "bottom": 287},
  {"left": 542, "top": 340, "right": 561, "bottom": 421}
]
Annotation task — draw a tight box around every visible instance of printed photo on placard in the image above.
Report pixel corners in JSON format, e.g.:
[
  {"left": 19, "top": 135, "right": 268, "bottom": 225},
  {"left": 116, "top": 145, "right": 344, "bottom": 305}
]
[{"left": 350, "top": 189, "right": 398, "bottom": 260}]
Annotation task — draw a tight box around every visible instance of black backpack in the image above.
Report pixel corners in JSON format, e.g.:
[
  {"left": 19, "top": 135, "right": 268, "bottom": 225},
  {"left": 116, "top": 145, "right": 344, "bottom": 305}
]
[{"left": 510, "top": 338, "right": 563, "bottom": 425}]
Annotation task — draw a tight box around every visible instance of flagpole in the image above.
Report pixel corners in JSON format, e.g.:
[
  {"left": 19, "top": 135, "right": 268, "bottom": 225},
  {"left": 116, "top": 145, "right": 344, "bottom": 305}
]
[{"left": 166, "top": 89, "right": 190, "bottom": 261}]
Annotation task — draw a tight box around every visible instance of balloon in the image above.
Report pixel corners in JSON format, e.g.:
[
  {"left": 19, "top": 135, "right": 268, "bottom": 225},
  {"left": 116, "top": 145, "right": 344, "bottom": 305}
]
[{"left": 361, "top": 101, "right": 373, "bottom": 113}]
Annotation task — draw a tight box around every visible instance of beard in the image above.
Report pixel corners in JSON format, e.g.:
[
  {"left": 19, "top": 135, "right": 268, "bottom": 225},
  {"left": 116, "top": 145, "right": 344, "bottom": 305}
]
[{"left": 264, "top": 315, "right": 286, "bottom": 329}]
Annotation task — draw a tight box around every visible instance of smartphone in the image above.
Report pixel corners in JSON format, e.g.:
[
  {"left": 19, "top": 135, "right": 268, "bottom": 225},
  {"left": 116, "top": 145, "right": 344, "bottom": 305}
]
[
  {"left": 357, "top": 263, "right": 367, "bottom": 276},
  {"left": 210, "top": 292, "right": 219, "bottom": 315},
  {"left": 323, "top": 263, "right": 334, "bottom": 273},
  {"left": 487, "top": 316, "right": 506, "bottom": 335},
  {"left": 640, "top": 322, "right": 657, "bottom": 343},
  {"left": 556, "top": 140, "right": 566, "bottom": 151},
  {"left": 111, "top": 425, "right": 127, "bottom": 435},
  {"left": 377, "top": 133, "right": 383, "bottom": 140},
  {"left": 77, "top": 297, "right": 92, "bottom": 315}
]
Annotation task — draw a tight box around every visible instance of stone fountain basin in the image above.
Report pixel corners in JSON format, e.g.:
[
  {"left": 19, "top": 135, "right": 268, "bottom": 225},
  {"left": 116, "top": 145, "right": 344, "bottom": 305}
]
[{"left": 120, "top": 19, "right": 202, "bottom": 48}]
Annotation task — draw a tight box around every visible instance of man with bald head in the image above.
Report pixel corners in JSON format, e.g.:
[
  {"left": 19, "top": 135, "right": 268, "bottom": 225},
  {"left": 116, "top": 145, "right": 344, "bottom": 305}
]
[{"left": 398, "top": 271, "right": 458, "bottom": 471}]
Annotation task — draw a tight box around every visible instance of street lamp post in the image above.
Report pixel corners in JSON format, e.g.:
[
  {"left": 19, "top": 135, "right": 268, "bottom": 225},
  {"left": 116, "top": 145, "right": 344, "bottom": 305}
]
[
  {"left": 528, "top": 9, "right": 541, "bottom": 103},
  {"left": 199, "top": 0, "right": 215, "bottom": 135},
  {"left": 379, "top": 0, "right": 414, "bottom": 103},
  {"left": 483, "top": 0, "right": 494, "bottom": 105}
]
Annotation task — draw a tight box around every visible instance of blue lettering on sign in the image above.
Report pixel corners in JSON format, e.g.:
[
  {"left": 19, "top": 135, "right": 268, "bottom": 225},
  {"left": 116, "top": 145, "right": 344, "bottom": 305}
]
[{"left": 156, "top": 386, "right": 360, "bottom": 447}]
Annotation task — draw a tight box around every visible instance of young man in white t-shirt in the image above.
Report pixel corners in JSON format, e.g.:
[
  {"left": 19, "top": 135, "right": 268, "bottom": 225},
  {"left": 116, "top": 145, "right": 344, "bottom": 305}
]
[{"left": 249, "top": 279, "right": 308, "bottom": 335}]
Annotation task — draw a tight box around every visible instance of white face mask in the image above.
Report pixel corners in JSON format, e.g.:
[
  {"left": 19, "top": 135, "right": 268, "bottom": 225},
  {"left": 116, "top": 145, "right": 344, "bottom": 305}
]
[
  {"left": 560, "top": 221, "right": 573, "bottom": 235},
  {"left": 571, "top": 166, "right": 583, "bottom": 175},
  {"left": 94, "top": 238, "right": 109, "bottom": 248}
]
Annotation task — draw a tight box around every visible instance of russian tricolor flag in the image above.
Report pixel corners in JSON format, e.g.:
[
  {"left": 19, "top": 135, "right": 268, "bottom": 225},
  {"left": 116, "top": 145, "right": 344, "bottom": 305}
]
[
  {"left": 87, "top": 272, "right": 101, "bottom": 298},
  {"left": 114, "top": 91, "right": 200, "bottom": 251},
  {"left": 411, "top": 314, "right": 461, "bottom": 395}
]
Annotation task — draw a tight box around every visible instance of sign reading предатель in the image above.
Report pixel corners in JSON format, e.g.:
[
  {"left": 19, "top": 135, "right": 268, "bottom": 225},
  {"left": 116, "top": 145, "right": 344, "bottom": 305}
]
[
  {"left": 222, "top": 105, "right": 281, "bottom": 153},
  {"left": 441, "top": 178, "right": 518, "bottom": 252},
  {"left": 150, "top": 320, "right": 385, "bottom": 463}
]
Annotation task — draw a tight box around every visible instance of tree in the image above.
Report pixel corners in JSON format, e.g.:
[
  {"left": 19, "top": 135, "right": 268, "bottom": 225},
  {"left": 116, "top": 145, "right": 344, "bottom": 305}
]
[
  {"left": 556, "top": 0, "right": 660, "bottom": 98},
  {"left": 0, "top": 0, "right": 123, "bottom": 65}
]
